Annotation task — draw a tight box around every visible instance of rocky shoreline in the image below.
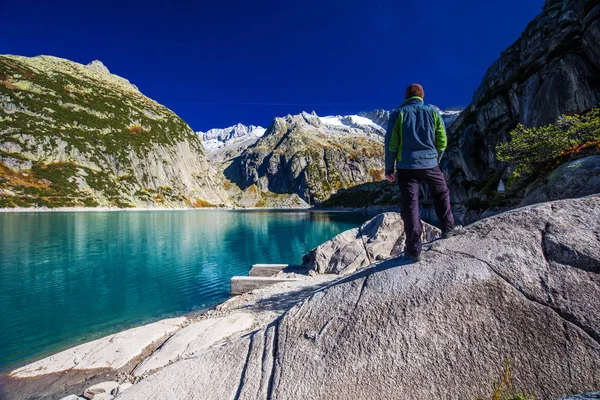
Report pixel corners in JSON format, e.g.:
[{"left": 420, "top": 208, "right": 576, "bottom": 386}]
[
  {"left": 2, "top": 198, "right": 600, "bottom": 399},
  {"left": 0, "top": 210, "right": 433, "bottom": 400},
  {"left": 0, "top": 273, "right": 339, "bottom": 400},
  {"left": 116, "top": 196, "right": 600, "bottom": 400},
  {"left": 0, "top": 206, "right": 310, "bottom": 212}
]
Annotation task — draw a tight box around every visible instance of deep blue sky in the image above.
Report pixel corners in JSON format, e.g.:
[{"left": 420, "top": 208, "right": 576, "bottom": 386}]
[{"left": 1, "top": 0, "right": 544, "bottom": 132}]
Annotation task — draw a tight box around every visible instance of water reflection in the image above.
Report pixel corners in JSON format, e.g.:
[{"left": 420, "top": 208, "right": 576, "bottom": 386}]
[{"left": 0, "top": 210, "right": 372, "bottom": 371}]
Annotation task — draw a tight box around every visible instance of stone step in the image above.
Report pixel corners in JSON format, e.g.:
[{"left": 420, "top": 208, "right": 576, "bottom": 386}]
[
  {"left": 249, "top": 264, "right": 302, "bottom": 277},
  {"left": 230, "top": 276, "right": 302, "bottom": 296}
]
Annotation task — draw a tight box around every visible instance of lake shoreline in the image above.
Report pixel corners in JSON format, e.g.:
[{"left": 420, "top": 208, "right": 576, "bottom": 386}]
[
  {"left": 1, "top": 209, "right": 371, "bottom": 399},
  {"left": 1, "top": 272, "right": 337, "bottom": 400},
  {"left": 0, "top": 205, "right": 398, "bottom": 213}
]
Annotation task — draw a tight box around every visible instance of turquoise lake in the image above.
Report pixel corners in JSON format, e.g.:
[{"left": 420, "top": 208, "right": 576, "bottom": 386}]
[{"left": 0, "top": 210, "right": 374, "bottom": 372}]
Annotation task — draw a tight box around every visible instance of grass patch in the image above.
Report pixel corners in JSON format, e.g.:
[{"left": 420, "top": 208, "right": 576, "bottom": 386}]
[
  {"left": 192, "top": 198, "right": 215, "bottom": 208},
  {"left": 477, "top": 360, "right": 535, "bottom": 400}
]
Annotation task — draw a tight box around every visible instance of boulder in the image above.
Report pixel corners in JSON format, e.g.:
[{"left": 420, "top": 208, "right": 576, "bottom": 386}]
[
  {"left": 360, "top": 212, "right": 440, "bottom": 261},
  {"left": 119, "top": 196, "right": 600, "bottom": 400},
  {"left": 82, "top": 381, "right": 119, "bottom": 399},
  {"left": 58, "top": 396, "right": 86, "bottom": 400},
  {"left": 520, "top": 156, "right": 600, "bottom": 206},
  {"left": 303, "top": 212, "right": 441, "bottom": 275},
  {"left": 302, "top": 227, "right": 365, "bottom": 275}
]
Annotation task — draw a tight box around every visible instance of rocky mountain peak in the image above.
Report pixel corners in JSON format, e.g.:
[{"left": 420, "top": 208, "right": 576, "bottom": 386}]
[
  {"left": 358, "top": 109, "right": 390, "bottom": 128},
  {"left": 300, "top": 111, "right": 322, "bottom": 127},
  {"left": 199, "top": 123, "right": 266, "bottom": 144},
  {"left": 198, "top": 123, "right": 267, "bottom": 162},
  {"left": 85, "top": 60, "right": 110, "bottom": 74}
]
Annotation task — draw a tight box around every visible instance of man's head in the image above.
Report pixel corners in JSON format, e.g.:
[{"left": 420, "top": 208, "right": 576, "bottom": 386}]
[{"left": 405, "top": 83, "right": 424, "bottom": 100}]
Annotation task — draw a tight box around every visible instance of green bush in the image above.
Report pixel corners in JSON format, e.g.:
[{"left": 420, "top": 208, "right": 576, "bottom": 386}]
[{"left": 497, "top": 109, "right": 600, "bottom": 188}]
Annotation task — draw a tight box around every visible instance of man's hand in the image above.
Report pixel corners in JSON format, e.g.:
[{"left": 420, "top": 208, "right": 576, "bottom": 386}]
[{"left": 385, "top": 174, "right": 396, "bottom": 183}]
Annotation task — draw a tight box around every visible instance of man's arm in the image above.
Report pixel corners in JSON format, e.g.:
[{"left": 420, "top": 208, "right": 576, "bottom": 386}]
[
  {"left": 433, "top": 111, "right": 447, "bottom": 154},
  {"left": 385, "top": 111, "right": 402, "bottom": 176}
]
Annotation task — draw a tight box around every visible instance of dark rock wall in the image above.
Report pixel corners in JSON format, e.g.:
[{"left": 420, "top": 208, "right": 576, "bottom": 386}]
[{"left": 444, "top": 0, "right": 600, "bottom": 210}]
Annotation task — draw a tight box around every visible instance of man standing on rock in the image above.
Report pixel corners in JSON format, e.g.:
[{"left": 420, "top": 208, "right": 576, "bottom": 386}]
[{"left": 385, "top": 84, "right": 458, "bottom": 262}]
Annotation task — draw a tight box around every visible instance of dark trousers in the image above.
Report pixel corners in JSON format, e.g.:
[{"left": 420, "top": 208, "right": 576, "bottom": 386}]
[{"left": 397, "top": 166, "right": 455, "bottom": 256}]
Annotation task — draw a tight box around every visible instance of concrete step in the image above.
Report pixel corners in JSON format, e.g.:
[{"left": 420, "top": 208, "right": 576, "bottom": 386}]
[
  {"left": 230, "top": 276, "right": 303, "bottom": 296},
  {"left": 249, "top": 264, "right": 303, "bottom": 277}
]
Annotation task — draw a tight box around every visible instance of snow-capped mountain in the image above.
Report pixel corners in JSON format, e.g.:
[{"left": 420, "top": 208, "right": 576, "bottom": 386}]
[
  {"left": 200, "top": 107, "right": 463, "bottom": 164},
  {"left": 198, "top": 123, "right": 266, "bottom": 162},
  {"left": 357, "top": 109, "right": 391, "bottom": 128},
  {"left": 317, "top": 113, "right": 386, "bottom": 138},
  {"left": 358, "top": 108, "right": 463, "bottom": 131},
  {"left": 200, "top": 107, "right": 463, "bottom": 207},
  {"left": 433, "top": 107, "right": 462, "bottom": 129},
  {"left": 199, "top": 123, "right": 266, "bottom": 152}
]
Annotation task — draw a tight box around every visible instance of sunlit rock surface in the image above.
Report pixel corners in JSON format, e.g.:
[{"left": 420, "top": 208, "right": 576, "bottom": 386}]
[{"left": 119, "top": 196, "right": 600, "bottom": 400}]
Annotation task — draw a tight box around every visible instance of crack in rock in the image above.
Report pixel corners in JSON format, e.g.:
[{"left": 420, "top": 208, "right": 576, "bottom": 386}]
[
  {"left": 353, "top": 274, "right": 371, "bottom": 311},
  {"left": 541, "top": 222, "right": 553, "bottom": 269},
  {"left": 233, "top": 332, "right": 255, "bottom": 400},
  {"left": 266, "top": 323, "right": 279, "bottom": 400},
  {"left": 447, "top": 248, "right": 600, "bottom": 347},
  {"left": 358, "top": 226, "right": 374, "bottom": 265}
]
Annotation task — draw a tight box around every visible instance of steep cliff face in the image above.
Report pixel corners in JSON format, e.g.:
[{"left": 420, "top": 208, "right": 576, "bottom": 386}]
[
  {"left": 224, "top": 111, "right": 386, "bottom": 204},
  {"left": 0, "top": 55, "right": 229, "bottom": 208},
  {"left": 445, "top": 0, "right": 600, "bottom": 207}
]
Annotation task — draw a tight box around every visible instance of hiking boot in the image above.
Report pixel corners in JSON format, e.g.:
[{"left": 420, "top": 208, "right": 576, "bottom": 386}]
[
  {"left": 407, "top": 253, "right": 422, "bottom": 263},
  {"left": 442, "top": 226, "right": 464, "bottom": 239},
  {"left": 403, "top": 247, "right": 422, "bottom": 262}
]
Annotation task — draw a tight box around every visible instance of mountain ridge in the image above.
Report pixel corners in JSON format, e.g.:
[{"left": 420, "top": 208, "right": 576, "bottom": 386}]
[
  {"left": 201, "top": 107, "right": 463, "bottom": 156},
  {"left": 0, "top": 54, "right": 229, "bottom": 208},
  {"left": 213, "top": 107, "right": 461, "bottom": 207}
]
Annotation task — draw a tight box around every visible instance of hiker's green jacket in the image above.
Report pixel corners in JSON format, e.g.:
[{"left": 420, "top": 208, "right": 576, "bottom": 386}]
[{"left": 384, "top": 96, "right": 447, "bottom": 173}]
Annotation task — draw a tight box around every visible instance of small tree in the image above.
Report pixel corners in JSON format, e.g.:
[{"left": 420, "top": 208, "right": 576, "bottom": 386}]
[{"left": 497, "top": 108, "right": 600, "bottom": 188}]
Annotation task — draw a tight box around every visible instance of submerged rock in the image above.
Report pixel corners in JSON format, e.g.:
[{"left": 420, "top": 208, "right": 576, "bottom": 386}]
[
  {"left": 119, "top": 195, "right": 600, "bottom": 399},
  {"left": 302, "top": 212, "right": 441, "bottom": 275}
]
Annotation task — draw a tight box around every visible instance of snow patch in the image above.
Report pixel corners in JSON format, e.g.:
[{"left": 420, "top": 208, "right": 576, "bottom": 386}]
[
  {"left": 198, "top": 123, "right": 266, "bottom": 152},
  {"left": 319, "top": 115, "right": 380, "bottom": 128}
]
